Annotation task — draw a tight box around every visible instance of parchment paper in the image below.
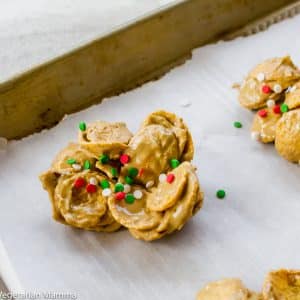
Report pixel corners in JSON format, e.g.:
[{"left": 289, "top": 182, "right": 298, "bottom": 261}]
[{"left": 1, "top": 13, "right": 300, "bottom": 300}]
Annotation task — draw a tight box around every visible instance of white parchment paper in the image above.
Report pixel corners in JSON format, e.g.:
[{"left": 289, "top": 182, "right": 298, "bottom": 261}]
[{"left": 1, "top": 13, "right": 300, "bottom": 300}]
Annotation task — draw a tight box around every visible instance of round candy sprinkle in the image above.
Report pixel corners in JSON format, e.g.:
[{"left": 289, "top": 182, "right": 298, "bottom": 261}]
[
  {"left": 89, "top": 177, "right": 97, "bottom": 185},
  {"left": 133, "top": 190, "right": 143, "bottom": 199},
  {"left": 170, "top": 158, "right": 180, "bottom": 169},
  {"left": 120, "top": 154, "right": 130, "bottom": 164},
  {"left": 216, "top": 189, "right": 226, "bottom": 199},
  {"left": 102, "top": 188, "right": 112, "bottom": 197},
  {"left": 159, "top": 173, "right": 167, "bottom": 183},
  {"left": 124, "top": 184, "right": 131, "bottom": 193},
  {"left": 273, "top": 104, "right": 281, "bottom": 114},
  {"left": 83, "top": 160, "right": 91, "bottom": 170},
  {"left": 115, "top": 183, "right": 124, "bottom": 192},
  {"left": 111, "top": 167, "right": 118, "bottom": 178},
  {"left": 166, "top": 173, "right": 175, "bottom": 184},
  {"left": 99, "top": 154, "right": 109, "bottom": 164},
  {"left": 262, "top": 85, "right": 271, "bottom": 94},
  {"left": 128, "top": 167, "right": 139, "bottom": 178},
  {"left": 79, "top": 122, "right": 86, "bottom": 131},
  {"left": 273, "top": 84, "right": 282, "bottom": 94},
  {"left": 125, "top": 194, "right": 135, "bottom": 204},
  {"left": 86, "top": 183, "right": 97, "bottom": 193},
  {"left": 280, "top": 103, "right": 289, "bottom": 113},
  {"left": 100, "top": 179, "right": 110, "bottom": 189},
  {"left": 115, "top": 192, "right": 126, "bottom": 201},
  {"left": 233, "top": 121, "right": 242, "bottom": 129},
  {"left": 266, "top": 99, "right": 275, "bottom": 108},
  {"left": 74, "top": 177, "right": 86, "bottom": 189},
  {"left": 258, "top": 109, "right": 268, "bottom": 118},
  {"left": 251, "top": 132, "right": 260, "bottom": 141},
  {"left": 256, "top": 72, "right": 265, "bottom": 82},
  {"left": 67, "top": 158, "right": 76, "bottom": 165},
  {"left": 146, "top": 181, "right": 154, "bottom": 189},
  {"left": 72, "top": 163, "right": 82, "bottom": 171},
  {"left": 125, "top": 176, "right": 134, "bottom": 185}
]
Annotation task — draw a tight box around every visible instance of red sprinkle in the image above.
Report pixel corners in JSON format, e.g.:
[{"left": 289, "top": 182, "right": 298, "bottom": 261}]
[
  {"left": 138, "top": 168, "right": 144, "bottom": 177},
  {"left": 166, "top": 173, "right": 175, "bottom": 183},
  {"left": 86, "top": 183, "right": 97, "bottom": 193},
  {"left": 120, "top": 154, "right": 130, "bottom": 165},
  {"left": 258, "top": 109, "right": 268, "bottom": 118},
  {"left": 262, "top": 85, "right": 271, "bottom": 94},
  {"left": 74, "top": 177, "right": 86, "bottom": 189},
  {"left": 273, "top": 104, "right": 281, "bottom": 114},
  {"left": 115, "top": 192, "right": 126, "bottom": 200}
]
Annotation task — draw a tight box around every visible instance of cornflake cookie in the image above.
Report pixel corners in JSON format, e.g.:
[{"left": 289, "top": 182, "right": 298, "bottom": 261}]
[
  {"left": 238, "top": 56, "right": 300, "bottom": 110},
  {"left": 40, "top": 110, "right": 204, "bottom": 241}
]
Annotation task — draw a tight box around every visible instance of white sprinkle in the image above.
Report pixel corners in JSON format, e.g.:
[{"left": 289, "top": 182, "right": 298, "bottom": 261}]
[
  {"left": 180, "top": 99, "right": 191, "bottom": 107},
  {"left": 290, "top": 85, "right": 297, "bottom": 93},
  {"left": 159, "top": 173, "right": 167, "bottom": 183},
  {"left": 102, "top": 188, "right": 112, "bottom": 197},
  {"left": 89, "top": 177, "right": 97, "bottom": 185},
  {"left": 251, "top": 132, "right": 260, "bottom": 141},
  {"left": 72, "top": 163, "right": 82, "bottom": 171},
  {"left": 146, "top": 180, "right": 154, "bottom": 189},
  {"left": 256, "top": 72, "right": 265, "bottom": 82},
  {"left": 133, "top": 190, "right": 143, "bottom": 199},
  {"left": 266, "top": 99, "right": 275, "bottom": 108},
  {"left": 0, "top": 137, "right": 8, "bottom": 150},
  {"left": 124, "top": 184, "right": 131, "bottom": 193},
  {"left": 273, "top": 84, "right": 282, "bottom": 94}
]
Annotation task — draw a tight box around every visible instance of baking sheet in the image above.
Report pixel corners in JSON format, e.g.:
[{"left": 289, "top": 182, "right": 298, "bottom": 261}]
[{"left": 1, "top": 14, "right": 300, "bottom": 300}]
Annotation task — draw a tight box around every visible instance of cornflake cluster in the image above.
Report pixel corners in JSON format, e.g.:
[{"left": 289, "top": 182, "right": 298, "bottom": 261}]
[
  {"left": 40, "top": 110, "right": 203, "bottom": 241},
  {"left": 237, "top": 56, "right": 300, "bottom": 163}
]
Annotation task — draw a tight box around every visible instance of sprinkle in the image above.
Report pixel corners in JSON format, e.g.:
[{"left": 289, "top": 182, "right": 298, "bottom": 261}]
[
  {"left": 262, "top": 85, "right": 271, "bottom": 94},
  {"left": 120, "top": 154, "right": 130, "bottom": 164},
  {"left": 89, "top": 177, "right": 97, "bottom": 185},
  {"left": 258, "top": 109, "right": 268, "bottom": 118},
  {"left": 67, "top": 158, "right": 76, "bottom": 165},
  {"left": 83, "top": 160, "right": 91, "bottom": 170},
  {"left": 125, "top": 176, "right": 134, "bottom": 185},
  {"left": 99, "top": 154, "right": 109, "bottom": 164},
  {"left": 216, "top": 189, "right": 226, "bottom": 199},
  {"left": 290, "top": 85, "right": 297, "bottom": 93},
  {"left": 273, "top": 84, "right": 282, "bottom": 94},
  {"left": 273, "top": 104, "right": 281, "bottom": 114},
  {"left": 146, "top": 181, "right": 154, "bottom": 189},
  {"left": 280, "top": 103, "right": 289, "bottom": 113},
  {"left": 256, "top": 72, "right": 265, "bottom": 82},
  {"left": 266, "top": 99, "right": 275, "bottom": 108},
  {"left": 124, "top": 184, "right": 131, "bottom": 193},
  {"left": 125, "top": 194, "right": 135, "bottom": 204},
  {"left": 0, "top": 137, "right": 7, "bottom": 150},
  {"left": 102, "top": 188, "right": 112, "bottom": 197},
  {"left": 128, "top": 167, "right": 139, "bottom": 178},
  {"left": 86, "top": 183, "right": 97, "bottom": 193},
  {"left": 115, "top": 183, "right": 124, "bottom": 192},
  {"left": 251, "top": 132, "right": 260, "bottom": 141},
  {"left": 73, "top": 177, "right": 86, "bottom": 189},
  {"left": 233, "top": 121, "right": 242, "bottom": 128},
  {"left": 166, "top": 173, "right": 175, "bottom": 183},
  {"left": 115, "top": 192, "right": 126, "bottom": 201},
  {"left": 100, "top": 179, "right": 110, "bottom": 189},
  {"left": 111, "top": 167, "right": 118, "bottom": 178},
  {"left": 170, "top": 158, "right": 180, "bottom": 169},
  {"left": 133, "top": 190, "right": 143, "bottom": 199},
  {"left": 72, "top": 163, "right": 82, "bottom": 171},
  {"left": 159, "top": 173, "right": 167, "bottom": 183},
  {"left": 79, "top": 122, "right": 86, "bottom": 131}
]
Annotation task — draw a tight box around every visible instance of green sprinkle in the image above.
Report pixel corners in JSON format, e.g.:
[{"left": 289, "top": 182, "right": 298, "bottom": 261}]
[
  {"left": 280, "top": 103, "right": 289, "bottom": 113},
  {"left": 111, "top": 167, "right": 118, "bottom": 178},
  {"left": 83, "top": 160, "right": 91, "bottom": 170},
  {"left": 99, "top": 154, "right": 109, "bottom": 164},
  {"left": 170, "top": 158, "right": 180, "bottom": 169},
  {"left": 125, "top": 176, "right": 134, "bottom": 185},
  {"left": 100, "top": 180, "right": 110, "bottom": 189},
  {"left": 115, "top": 183, "right": 124, "bottom": 192},
  {"left": 67, "top": 158, "right": 76, "bottom": 165},
  {"left": 233, "top": 121, "right": 242, "bottom": 128},
  {"left": 128, "top": 167, "right": 138, "bottom": 178},
  {"left": 125, "top": 194, "right": 135, "bottom": 204},
  {"left": 79, "top": 121, "right": 86, "bottom": 131},
  {"left": 216, "top": 189, "right": 226, "bottom": 199}
]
